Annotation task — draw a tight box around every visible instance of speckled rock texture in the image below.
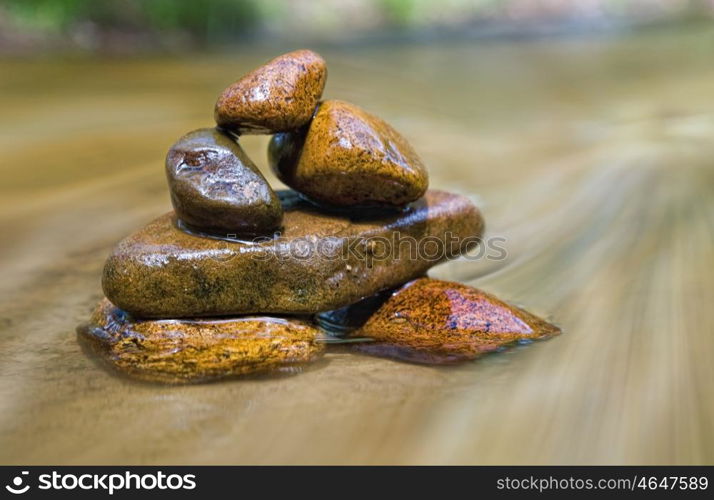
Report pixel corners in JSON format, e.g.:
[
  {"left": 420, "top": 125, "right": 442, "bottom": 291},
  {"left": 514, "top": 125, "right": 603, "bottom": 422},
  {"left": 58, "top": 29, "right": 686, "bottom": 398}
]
[
  {"left": 166, "top": 128, "right": 282, "bottom": 236},
  {"left": 78, "top": 298, "right": 324, "bottom": 384},
  {"left": 353, "top": 278, "right": 561, "bottom": 364},
  {"left": 269, "top": 99, "right": 429, "bottom": 207},
  {"left": 102, "top": 190, "right": 484, "bottom": 318},
  {"left": 215, "top": 49, "right": 327, "bottom": 134}
]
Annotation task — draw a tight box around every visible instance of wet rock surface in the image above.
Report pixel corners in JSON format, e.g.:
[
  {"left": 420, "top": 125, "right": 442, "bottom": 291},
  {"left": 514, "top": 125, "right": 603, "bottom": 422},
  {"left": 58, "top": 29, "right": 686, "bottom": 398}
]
[
  {"left": 269, "top": 99, "right": 428, "bottom": 207},
  {"left": 166, "top": 128, "right": 282, "bottom": 236},
  {"left": 314, "top": 287, "right": 395, "bottom": 337},
  {"left": 79, "top": 49, "right": 566, "bottom": 385},
  {"left": 352, "top": 278, "right": 562, "bottom": 364},
  {"left": 215, "top": 49, "right": 327, "bottom": 134},
  {"left": 78, "top": 299, "right": 324, "bottom": 384},
  {"left": 102, "top": 190, "right": 484, "bottom": 318}
]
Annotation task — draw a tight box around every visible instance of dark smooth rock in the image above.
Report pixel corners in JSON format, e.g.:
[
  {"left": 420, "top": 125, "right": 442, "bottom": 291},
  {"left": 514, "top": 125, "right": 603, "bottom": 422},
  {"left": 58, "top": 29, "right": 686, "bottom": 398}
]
[
  {"left": 269, "top": 99, "right": 429, "bottom": 207},
  {"left": 215, "top": 49, "right": 327, "bottom": 134},
  {"left": 166, "top": 128, "right": 282, "bottom": 236},
  {"left": 78, "top": 298, "right": 324, "bottom": 384},
  {"left": 353, "top": 278, "right": 562, "bottom": 364},
  {"left": 102, "top": 190, "right": 484, "bottom": 318}
]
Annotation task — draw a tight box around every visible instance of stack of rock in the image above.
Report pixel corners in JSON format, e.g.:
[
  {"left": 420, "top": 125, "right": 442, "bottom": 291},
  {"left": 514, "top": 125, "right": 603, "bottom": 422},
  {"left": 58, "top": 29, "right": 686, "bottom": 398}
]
[{"left": 79, "top": 50, "right": 560, "bottom": 384}]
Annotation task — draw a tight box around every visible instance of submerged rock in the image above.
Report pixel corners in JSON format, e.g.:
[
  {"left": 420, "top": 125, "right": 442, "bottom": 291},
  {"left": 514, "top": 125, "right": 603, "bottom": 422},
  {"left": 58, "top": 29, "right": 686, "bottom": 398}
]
[
  {"left": 215, "top": 49, "right": 327, "bottom": 134},
  {"left": 314, "top": 287, "right": 395, "bottom": 337},
  {"left": 166, "top": 128, "right": 282, "bottom": 236},
  {"left": 102, "top": 190, "right": 484, "bottom": 318},
  {"left": 269, "top": 99, "right": 428, "bottom": 207},
  {"left": 353, "top": 278, "right": 561, "bottom": 364},
  {"left": 78, "top": 299, "right": 324, "bottom": 384}
]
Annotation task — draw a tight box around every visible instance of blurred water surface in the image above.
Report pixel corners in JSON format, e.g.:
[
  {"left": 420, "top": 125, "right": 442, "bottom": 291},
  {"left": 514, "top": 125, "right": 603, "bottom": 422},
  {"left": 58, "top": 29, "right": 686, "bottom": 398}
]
[{"left": 0, "top": 27, "right": 713, "bottom": 464}]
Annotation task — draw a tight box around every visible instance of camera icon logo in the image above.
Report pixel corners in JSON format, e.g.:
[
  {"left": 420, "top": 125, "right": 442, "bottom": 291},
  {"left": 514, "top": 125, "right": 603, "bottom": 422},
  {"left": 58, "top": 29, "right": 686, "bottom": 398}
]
[{"left": 5, "top": 471, "right": 30, "bottom": 495}]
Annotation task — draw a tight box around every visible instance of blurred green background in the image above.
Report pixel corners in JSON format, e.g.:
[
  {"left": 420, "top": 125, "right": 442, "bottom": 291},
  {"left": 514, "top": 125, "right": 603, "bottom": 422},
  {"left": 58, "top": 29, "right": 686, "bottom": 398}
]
[{"left": 1, "top": 0, "right": 712, "bottom": 53}]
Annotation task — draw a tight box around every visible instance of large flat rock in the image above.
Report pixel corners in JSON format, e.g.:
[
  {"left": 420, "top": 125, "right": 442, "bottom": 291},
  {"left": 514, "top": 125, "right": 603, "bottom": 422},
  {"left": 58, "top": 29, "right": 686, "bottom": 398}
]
[{"left": 103, "top": 190, "right": 484, "bottom": 318}]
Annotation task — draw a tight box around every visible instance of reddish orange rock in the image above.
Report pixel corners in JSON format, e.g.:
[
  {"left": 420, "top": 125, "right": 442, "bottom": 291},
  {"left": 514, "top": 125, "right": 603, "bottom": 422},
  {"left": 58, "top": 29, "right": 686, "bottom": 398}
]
[
  {"left": 215, "top": 49, "right": 327, "bottom": 134},
  {"left": 353, "top": 278, "right": 561, "bottom": 364},
  {"left": 78, "top": 299, "right": 324, "bottom": 384}
]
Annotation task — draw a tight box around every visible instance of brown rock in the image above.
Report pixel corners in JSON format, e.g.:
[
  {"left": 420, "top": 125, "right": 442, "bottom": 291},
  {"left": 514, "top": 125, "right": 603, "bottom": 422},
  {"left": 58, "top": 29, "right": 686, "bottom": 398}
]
[
  {"left": 166, "top": 128, "right": 282, "bottom": 236},
  {"left": 269, "top": 99, "right": 428, "bottom": 207},
  {"left": 353, "top": 278, "right": 561, "bottom": 364},
  {"left": 102, "top": 190, "right": 484, "bottom": 318},
  {"left": 215, "top": 49, "right": 327, "bottom": 134},
  {"left": 78, "top": 298, "right": 324, "bottom": 384}
]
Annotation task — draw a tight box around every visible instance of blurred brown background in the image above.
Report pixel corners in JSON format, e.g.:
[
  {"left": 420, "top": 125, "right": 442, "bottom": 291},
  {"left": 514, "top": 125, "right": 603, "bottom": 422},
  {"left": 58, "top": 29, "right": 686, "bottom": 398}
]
[{"left": 1, "top": 0, "right": 713, "bottom": 464}]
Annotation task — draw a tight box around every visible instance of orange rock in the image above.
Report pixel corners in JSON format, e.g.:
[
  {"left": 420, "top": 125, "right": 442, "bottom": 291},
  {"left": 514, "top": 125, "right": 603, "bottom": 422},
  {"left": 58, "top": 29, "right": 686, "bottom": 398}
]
[
  {"left": 269, "top": 99, "right": 428, "bottom": 207},
  {"left": 353, "top": 278, "right": 561, "bottom": 364},
  {"left": 78, "top": 299, "right": 324, "bottom": 384},
  {"left": 215, "top": 49, "right": 326, "bottom": 134}
]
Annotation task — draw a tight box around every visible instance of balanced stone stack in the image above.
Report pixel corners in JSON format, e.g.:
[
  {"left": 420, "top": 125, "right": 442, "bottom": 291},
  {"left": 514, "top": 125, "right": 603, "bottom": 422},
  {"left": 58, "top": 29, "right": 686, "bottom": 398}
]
[{"left": 80, "top": 50, "right": 560, "bottom": 384}]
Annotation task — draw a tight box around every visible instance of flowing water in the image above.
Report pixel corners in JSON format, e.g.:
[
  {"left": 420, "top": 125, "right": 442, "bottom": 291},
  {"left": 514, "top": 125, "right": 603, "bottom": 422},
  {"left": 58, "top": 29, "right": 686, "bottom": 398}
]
[{"left": 1, "top": 27, "right": 713, "bottom": 464}]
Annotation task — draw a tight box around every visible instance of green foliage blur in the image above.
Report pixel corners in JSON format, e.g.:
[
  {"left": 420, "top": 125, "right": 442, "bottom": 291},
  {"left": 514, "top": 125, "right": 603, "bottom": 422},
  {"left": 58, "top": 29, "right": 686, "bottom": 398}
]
[
  {"left": 2, "top": 0, "right": 267, "bottom": 42},
  {"left": 1, "top": 0, "right": 711, "bottom": 51}
]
